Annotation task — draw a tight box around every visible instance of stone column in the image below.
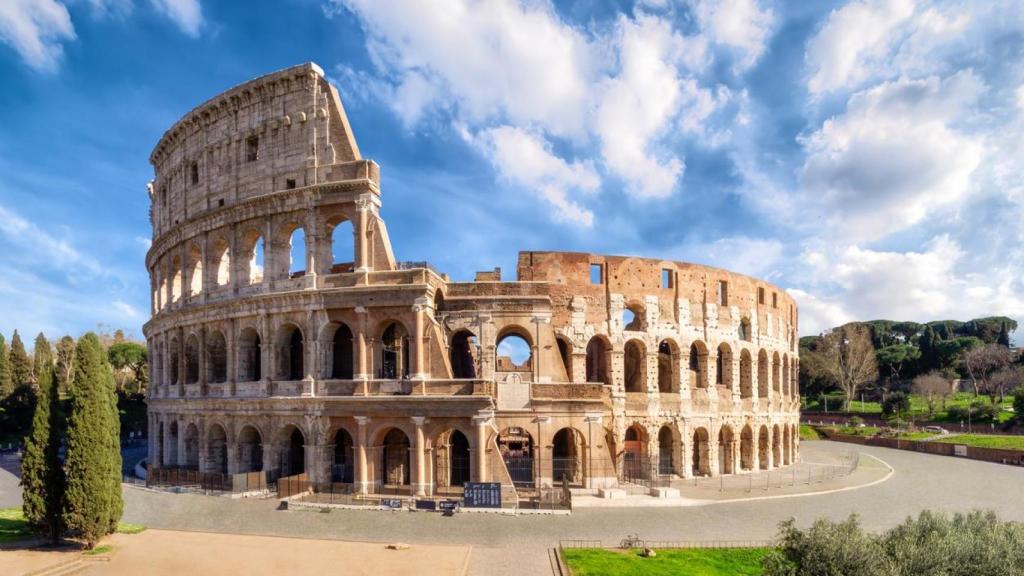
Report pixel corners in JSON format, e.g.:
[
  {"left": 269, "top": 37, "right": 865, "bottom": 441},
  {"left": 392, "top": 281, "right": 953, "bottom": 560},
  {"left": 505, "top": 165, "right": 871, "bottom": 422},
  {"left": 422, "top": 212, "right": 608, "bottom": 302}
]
[
  {"left": 708, "top": 431, "right": 719, "bottom": 478},
  {"left": 412, "top": 416, "right": 427, "bottom": 496},
  {"left": 680, "top": 421, "right": 693, "bottom": 479},
  {"left": 473, "top": 413, "right": 491, "bottom": 482},
  {"left": 198, "top": 326, "right": 208, "bottom": 396},
  {"left": 177, "top": 419, "right": 187, "bottom": 467},
  {"left": 354, "top": 197, "right": 371, "bottom": 273},
  {"left": 751, "top": 427, "right": 760, "bottom": 471},
  {"left": 412, "top": 299, "right": 428, "bottom": 380},
  {"left": 354, "top": 306, "right": 369, "bottom": 380},
  {"left": 355, "top": 416, "right": 370, "bottom": 494}
]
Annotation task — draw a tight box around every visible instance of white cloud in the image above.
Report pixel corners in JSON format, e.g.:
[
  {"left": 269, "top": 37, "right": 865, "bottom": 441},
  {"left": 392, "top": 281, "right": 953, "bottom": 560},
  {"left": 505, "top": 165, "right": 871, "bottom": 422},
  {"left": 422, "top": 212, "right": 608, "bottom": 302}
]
[
  {"left": 691, "top": 0, "right": 775, "bottom": 71},
  {"left": 798, "top": 71, "right": 984, "bottom": 241},
  {"left": 792, "top": 236, "right": 1024, "bottom": 335},
  {"left": 679, "top": 236, "right": 785, "bottom": 279},
  {"left": 113, "top": 300, "right": 141, "bottom": 319},
  {"left": 0, "top": 0, "right": 75, "bottom": 73},
  {"left": 481, "top": 126, "right": 599, "bottom": 226},
  {"left": 0, "top": 204, "right": 103, "bottom": 277},
  {"left": 805, "top": 0, "right": 916, "bottom": 96},
  {"left": 150, "top": 0, "right": 202, "bottom": 37}
]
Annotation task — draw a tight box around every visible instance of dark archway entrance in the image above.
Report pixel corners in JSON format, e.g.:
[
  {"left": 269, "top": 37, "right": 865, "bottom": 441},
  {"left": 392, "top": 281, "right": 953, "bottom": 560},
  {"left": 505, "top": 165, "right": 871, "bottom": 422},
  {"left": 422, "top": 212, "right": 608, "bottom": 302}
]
[
  {"left": 381, "top": 428, "right": 411, "bottom": 486},
  {"left": 552, "top": 428, "right": 583, "bottom": 486},
  {"left": 449, "top": 430, "right": 471, "bottom": 486},
  {"left": 499, "top": 427, "right": 534, "bottom": 487},
  {"left": 333, "top": 428, "right": 354, "bottom": 483},
  {"left": 332, "top": 325, "right": 354, "bottom": 379},
  {"left": 281, "top": 427, "right": 305, "bottom": 476}
]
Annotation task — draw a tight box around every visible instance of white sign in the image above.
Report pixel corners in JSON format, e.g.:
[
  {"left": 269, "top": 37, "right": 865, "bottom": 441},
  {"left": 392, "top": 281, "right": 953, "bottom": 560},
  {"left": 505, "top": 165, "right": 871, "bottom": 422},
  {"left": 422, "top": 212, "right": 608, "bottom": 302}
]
[{"left": 954, "top": 445, "right": 967, "bottom": 457}]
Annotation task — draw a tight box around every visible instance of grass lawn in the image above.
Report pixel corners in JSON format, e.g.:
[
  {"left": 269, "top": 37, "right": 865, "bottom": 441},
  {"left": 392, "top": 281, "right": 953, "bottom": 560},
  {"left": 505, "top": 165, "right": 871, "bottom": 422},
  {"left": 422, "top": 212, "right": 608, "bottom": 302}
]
[
  {"left": 0, "top": 507, "right": 31, "bottom": 543},
  {"left": 805, "top": 392, "right": 1014, "bottom": 423},
  {"left": 562, "top": 548, "right": 769, "bottom": 576},
  {"left": 84, "top": 544, "right": 113, "bottom": 556},
  {"left": 799, "top": 424, "right": 822, "bottom": 440},
  {"left": 117, "top": 522, "right": 146, "bottom": 534},
  {"left": 933, "top": 434, "right": 1024, "bottom": 451}
]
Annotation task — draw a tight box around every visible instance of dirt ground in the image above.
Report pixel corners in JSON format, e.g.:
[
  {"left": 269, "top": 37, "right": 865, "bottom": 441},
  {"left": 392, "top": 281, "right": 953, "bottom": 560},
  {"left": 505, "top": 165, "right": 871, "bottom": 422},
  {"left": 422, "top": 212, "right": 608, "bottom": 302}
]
[{"left": 0, "top": 529, "right": 472, "bottom": 576}]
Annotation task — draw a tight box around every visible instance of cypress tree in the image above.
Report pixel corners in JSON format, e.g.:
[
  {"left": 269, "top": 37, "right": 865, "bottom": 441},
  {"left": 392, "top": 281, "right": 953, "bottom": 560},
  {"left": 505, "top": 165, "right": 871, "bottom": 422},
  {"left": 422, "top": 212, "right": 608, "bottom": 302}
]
[
  {"left": 32, "top": 334, "right": 52, "bottom": 385},
  {"left": 62, "top": 333, "right": 122, "bottom": 548},
  {"left": 55, "top": 336, "right": 76, "bottom": 397},
  {"left": 0, "top": 333, "right": 11, "bottom": 399},
  {"left": 20, "top": 337, "right": 64, "bottom": 545},
  {"left": 9, "top": 330, "right": 32, "bottom": 388}
]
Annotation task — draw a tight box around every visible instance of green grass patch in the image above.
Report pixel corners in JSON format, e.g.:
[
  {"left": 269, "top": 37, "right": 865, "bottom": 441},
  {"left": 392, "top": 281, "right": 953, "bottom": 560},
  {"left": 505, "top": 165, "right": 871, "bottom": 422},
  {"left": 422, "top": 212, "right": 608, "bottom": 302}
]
[
  {"left": 897, "top": 432, "right": 938, "bottom": 441},
  {"left": 116, "top": 522, "right": 146, "bottom": 534},
  {"left": 562, "top": 547, "right": 769, "bottom": 576},
  {"left": 799, "top": 424, "right": 822, "bottom": 441},
  {"left": 806, "top": 392, "right": 1015, "bottom": 424},
  {"left": 932, "top": 434, "right": 1024, "bottom": 450},
  {"left": 0, "top": 507, "right": 32, "bottom": 543},
  {"left": 84, "top": 544, "right": 113, "bottom": 556}
]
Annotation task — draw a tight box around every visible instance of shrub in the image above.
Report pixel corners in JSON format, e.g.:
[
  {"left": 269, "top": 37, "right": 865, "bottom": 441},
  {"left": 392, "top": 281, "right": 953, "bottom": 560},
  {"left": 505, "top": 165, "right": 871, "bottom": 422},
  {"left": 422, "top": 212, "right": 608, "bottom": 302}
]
[
  {"left": 948, "top": 402, "right": 998, "bottom": 422},
  {"left": 1014, "top": 387, "right": 1024, "bottom": 423},
  {"left": 882, "top": 392, "right": 910, "bottom": 417},
  {"left": 848, "top": 416, "right": 864, "bottom": 428},
  {"left": 763, "top": 510, "right": 1024, "bottom": 576}
]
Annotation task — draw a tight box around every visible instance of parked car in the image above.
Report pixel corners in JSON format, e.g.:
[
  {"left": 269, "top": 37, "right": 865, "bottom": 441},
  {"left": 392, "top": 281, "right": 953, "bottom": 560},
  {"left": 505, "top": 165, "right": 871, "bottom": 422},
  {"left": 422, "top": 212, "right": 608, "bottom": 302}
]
[{"left": 923, "top": 426, "right": 948, "bottom": 435}]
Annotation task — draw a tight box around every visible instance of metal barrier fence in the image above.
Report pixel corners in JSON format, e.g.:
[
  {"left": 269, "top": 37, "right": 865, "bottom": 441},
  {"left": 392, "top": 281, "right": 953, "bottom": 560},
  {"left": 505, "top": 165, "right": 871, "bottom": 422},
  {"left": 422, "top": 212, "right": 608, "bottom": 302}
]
[
  {"left": 684, "top": 449, "right": 860, "bottom": 493},
  {"left": 560, "top": 538, "right": 772, "bottom": 550},
  {"left": 145, "top": 467, "right": 276, "bottom": 495}
]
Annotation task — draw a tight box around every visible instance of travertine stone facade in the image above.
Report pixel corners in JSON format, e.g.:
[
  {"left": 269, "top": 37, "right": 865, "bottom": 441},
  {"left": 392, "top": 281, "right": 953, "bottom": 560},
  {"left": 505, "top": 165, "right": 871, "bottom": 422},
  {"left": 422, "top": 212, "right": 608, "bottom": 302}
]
[{"left": 144, "top": 63, "right": 800, "bottom": 498}]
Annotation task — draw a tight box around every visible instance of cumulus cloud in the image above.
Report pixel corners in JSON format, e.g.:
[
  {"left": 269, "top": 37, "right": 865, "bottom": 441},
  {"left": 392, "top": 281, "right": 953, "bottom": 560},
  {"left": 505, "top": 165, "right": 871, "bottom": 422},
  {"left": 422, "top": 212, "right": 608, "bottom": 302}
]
[
  {"left": 481, "top": 126, "right": 600, "bottom": 226},
  {"left": 0, "top": 0, "right": 75, "bottom": 73},
  {"left": 805, "top": 0, "right": 916, "bottom": 96},
  {"left": 793, "top": 236, "right": 1024, "bottom": 335},
  {"left": 798, "top": 71, "right": 984, "bottom": 241},
  {"left": 678, "top": 236, "right": 785, "bottom": 279},
  {"left": 691, "top": 0, "right": 775, "bottom": 71},
  {"left": 150, "top": 0, "right": 203, "bottom": 37}
]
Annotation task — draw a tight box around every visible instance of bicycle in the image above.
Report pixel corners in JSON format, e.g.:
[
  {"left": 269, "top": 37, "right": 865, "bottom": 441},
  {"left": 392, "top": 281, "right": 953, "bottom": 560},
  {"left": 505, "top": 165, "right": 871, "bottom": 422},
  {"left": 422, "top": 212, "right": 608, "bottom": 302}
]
[{"left": 620, "top": 533, "right": 644, "bottom": 549}]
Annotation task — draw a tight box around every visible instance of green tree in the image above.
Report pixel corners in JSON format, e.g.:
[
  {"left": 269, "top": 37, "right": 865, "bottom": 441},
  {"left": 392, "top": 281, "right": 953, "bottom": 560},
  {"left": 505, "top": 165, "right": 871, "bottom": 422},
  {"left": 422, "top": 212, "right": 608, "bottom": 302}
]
[
  {"left": 0, "top": 333, "right": 11, "bottom": 399},
  {"left": 31, "top": 333, "right": 52, "bottom": 385},
  {"left": 998, "top": 322, "right": 1012, "bottom": 347},
  {"left": 876, "top": 344, "right": 921, "bottom": 384},
  {"left": 107, "top": 342, "right": 148, "bottom": 393},
  {"left": 19, "top": 337, "right": 64, "bottom": 545},
  {"left": 9, "top": 330, "right": 32, "bottom": 388},
  {"left": 882, "top": 391, "right": 911, "bottom": 418},
  {"left": 62, "top": 333, "right": 122, "bottom": 548},
  {"left": 55, "top": 336, "right": 75, "bottom": 397}
]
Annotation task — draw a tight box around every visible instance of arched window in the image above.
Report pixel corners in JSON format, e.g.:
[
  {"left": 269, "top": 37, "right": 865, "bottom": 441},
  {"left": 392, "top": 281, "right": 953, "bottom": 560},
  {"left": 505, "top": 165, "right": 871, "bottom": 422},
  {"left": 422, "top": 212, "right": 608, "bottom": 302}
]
[
  {"left": 757, "top": 349, "right": 769, "bottom": 398},
  {"left": 331, "top": 324, "right": 354, "bottom": 379},
  {"left": 624, "top": 340, "right": 646, "bottom": 392},
  {"left": 689, "top": 341, "right": 708, "bottom": 389},
  {"left": 185, "top": 334, "right": 199, "bottom": 384},
  {"left": 496, "top": 331, "right": 532, "bottom": 372},
  {"left": 187, "top": 244, "right": 203, "bottom": 297},
  {"left": 278, "top": 324, "right": 304, "bottom": 380},
  {"left": 289, "top": 227, "right": 305, "bottom": 277},
  {"left": 169, "top": 338, "right": 180, "bottom": 385},
  {"left": 171, "top": 256, "right": 183, "bottom": 302},
  {"left": 332, "top": 428, "right": 354, "bottom": 483},
  {"left": 212, "top": 239, "right": 230, "bottom": 286},
  {"left": 239, "top": 328, "right": 261, "bottom": 381},
  {"left": 207, "top": 330, "right": 227, "bottom": 383},
  {"left": 329, "top": 218, "right": 355, "bottom": 273},
  {"left": 716, "top": 343, "right": 733, "bottom": 389},
  {"left": 623, "top": 303, "right": 645, "bottom": 331},
  {"left": 279, "top": 426, "right": 305, "bottom": 476},
  {"left": 586, "top": 336, "right": 611, "bottom": 385},
  {"left": 381, "top": 428, "right": 411, "bottom": 486},
  {"left": 247, "top": 233, "right": 265, "bottom": 285},
  {"left": 205, "top": 424, "right": 228, "bottom": 474},
  {"left": 237, "top": 426, "right": 263, "bottom": 473},
  {"left": 658, "top": 340, "right": 678, "bottom": 393},
  {"left": 380, "top": 322, "right": 409, "bottom": 379},
  {"left": 450, "top": 330, "right": 477, "bottom": 379},
  {"left": 739, "top": 349, "right": 753, "bottom": 398}
]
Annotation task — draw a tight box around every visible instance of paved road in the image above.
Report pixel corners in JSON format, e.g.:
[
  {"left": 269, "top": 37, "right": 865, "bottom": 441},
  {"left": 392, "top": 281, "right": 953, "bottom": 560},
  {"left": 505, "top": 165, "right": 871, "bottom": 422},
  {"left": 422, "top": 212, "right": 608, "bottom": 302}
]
[{"left": 4, "top": 441, "right": 1024, "bottom": 575}]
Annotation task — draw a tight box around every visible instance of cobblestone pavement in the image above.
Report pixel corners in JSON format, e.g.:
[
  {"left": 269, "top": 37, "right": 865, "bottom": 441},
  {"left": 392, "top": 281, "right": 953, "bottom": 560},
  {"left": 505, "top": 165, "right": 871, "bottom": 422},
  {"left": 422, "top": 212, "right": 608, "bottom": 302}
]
[{"left": 4, "top": 441, "right": 1024, "bottom": 576}]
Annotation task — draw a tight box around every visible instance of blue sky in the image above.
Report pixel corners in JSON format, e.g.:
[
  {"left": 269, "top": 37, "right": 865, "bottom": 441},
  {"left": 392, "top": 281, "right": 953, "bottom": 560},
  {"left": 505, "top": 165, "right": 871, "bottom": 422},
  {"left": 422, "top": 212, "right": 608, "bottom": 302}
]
[{"left": 0, "top": 0, "right": 1022, "bottom": 341}]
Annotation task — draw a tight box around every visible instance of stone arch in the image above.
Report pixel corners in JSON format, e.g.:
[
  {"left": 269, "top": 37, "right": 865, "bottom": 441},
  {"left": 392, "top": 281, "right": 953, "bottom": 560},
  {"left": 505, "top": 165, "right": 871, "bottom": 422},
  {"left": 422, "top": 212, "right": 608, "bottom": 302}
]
[
  {"left": 450, "top": 329, "right": 478, "bottom": 379},
  {"left": 238, "top": 327, "right": 262, "bottom": 382},
  {"left": 689, "top": 340, "right": 709, "bottom": 389},
  {"left": 585, "top": 335, "right": 611, "bottom": 385},
  {"left": 277, "top": 323, "right": 304, "bottom": 381},
  {"left": 277, "top": 424, "right": 306, "bottom": 476},
  {"left": 211, "top": 237, "right": 231, "bottom": 287},
  {"left": 757, "top": 349, "right": 769, "bottom": 398},
  {"left": 740, "top": 425, "right": 754, "bottom": 471},
  {"left": 556, "top": 335, "right": 573, "bottom": 382},
  {"left": 327, "top": 215, "right": 355, "bottom": 273},
  {"left": 379, "top": 427, "right": 411, "bottom": 486},
  {"left": 331, "top": 427, "right": 355, "bottom": 483},
  {"left": 692, "top": 427, "right": 711, "bottom": 476},
  {"left": 718, "top": 425, "right": 735, "bottom": 475},
  {"left": 170, "top": 255, "right": 183, "bottom": 302},
  {"left": 168, "top": 336, "right": 180, "bottom": 385},
  {"left": 552, "top": 427, "right": 584, "bottom": 486},
  {"left": 495, "top": 327, "right": 532, "bottom": 372},
  {"left": 167, "top": 421, "right": 179, "bottom": 466},
  {"left": 739, "top": 317, "right": 752, "bottom": 342},
  {"left": 241, "top": 229, "right": 264, "bottom": 285},
  {"left": 657, "top": 425, "right": 679, "bottom": 476},
  {"left": 498, "top": 427, "right": 534, "bottom": 486},
  {"left": 739, "top": 349, "right": 753, "bottom": 398},
  {"left": 758, "top": 424, "right": 770, "bottom": 470},
  {"left": 236, "top": 424, "right": 264, "bottom": 473},
  {"left": 184, "top": 423, "right": 199, "bottom": 468},
  {"left": 379, "top": 321, "right": 410, "bottom": 379},
  {"left": 322, "top": 322, "right": 354, "bottom": 379},
  {"left": 772, "top": 424, "right": 782, "bottom": 468},
  {"left": 716, "top": 343, "right": 733, "bottom": 390},
  {"left": 772, "top": 351, "right": 781, "bottom": 393},
  {"left": 623, "top": 339, "right": 646, "bottom": 393},
  {"left": 205, "top": 422, "right": 228, "bottom": 474},
  {"left": 187, "top": 243, "right": 203, "bottom": 297},
  {"left": 791, "top": 358, "right": 798, "bottom": 397},
  {"left": 436, "top": 428, "right": 472, "bottom": 487},
  {"left": 623, "top": 423, "right": 648, "bottom": 480},
  {"left": 658, "top": 339, "right": 679, "bottom": 393},
  {"left": 184, "top": 334, "right": 200, "bottom": 384},
  {"left": 287, "top": 225, "right": 306, "bottom": 277},
  {"left": 623, "top": 301, "right": 646, "bottom": 331},
  {"left": 206, "top": 330, "right": 227, "bottom": 383}
]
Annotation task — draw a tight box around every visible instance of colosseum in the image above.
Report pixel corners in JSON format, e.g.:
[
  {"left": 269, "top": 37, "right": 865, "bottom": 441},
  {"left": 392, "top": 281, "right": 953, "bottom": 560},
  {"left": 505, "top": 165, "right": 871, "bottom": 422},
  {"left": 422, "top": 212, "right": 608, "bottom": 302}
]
[{"left": 144, "top": 63, "right": 801, "bottom": 502}]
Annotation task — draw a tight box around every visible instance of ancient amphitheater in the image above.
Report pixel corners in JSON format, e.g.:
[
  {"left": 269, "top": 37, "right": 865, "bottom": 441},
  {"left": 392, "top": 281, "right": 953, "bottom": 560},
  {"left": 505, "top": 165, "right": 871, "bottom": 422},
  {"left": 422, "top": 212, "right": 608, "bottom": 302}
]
[{"left": 144, "top": 63, "right": 800, "bottom": 501}]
